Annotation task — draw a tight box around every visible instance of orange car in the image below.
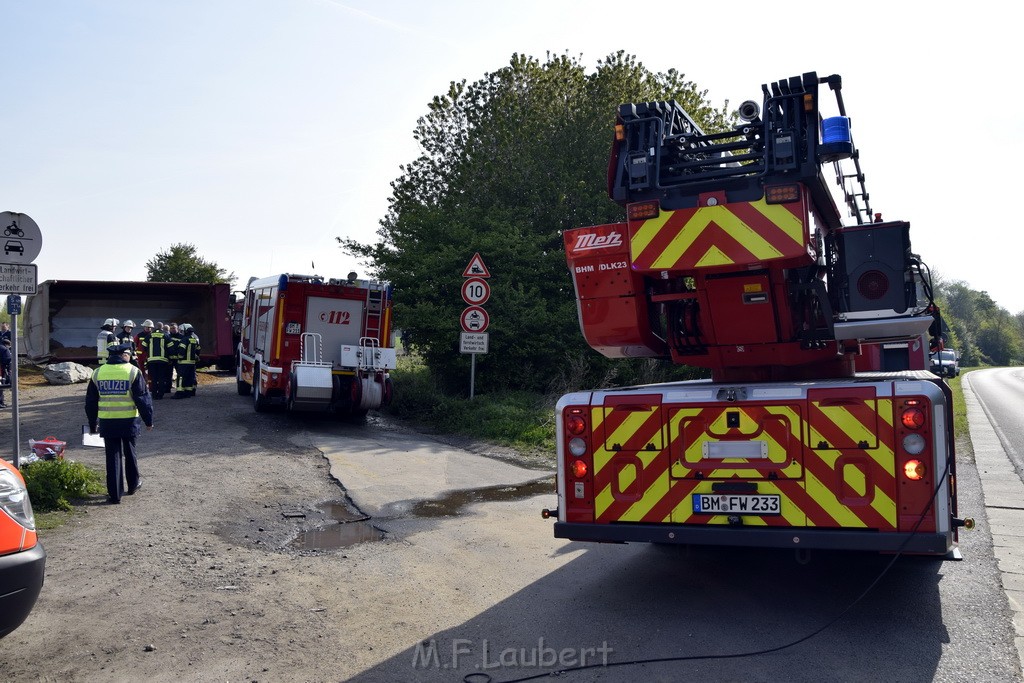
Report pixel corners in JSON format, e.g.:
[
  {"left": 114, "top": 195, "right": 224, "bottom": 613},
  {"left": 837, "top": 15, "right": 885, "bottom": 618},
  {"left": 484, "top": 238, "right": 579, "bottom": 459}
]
[{"left": 0, "top": 458, "right": 45, "bottom": 638}]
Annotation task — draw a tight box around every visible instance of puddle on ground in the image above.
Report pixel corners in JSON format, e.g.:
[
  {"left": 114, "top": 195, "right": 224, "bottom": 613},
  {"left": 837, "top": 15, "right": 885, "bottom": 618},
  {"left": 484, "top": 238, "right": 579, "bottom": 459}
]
[
  {"left": 408, "top": 477, "right": 555, "bottom": 518},
  {"left": 289, "top": 477, "right": 555, "bottom": 550},
  {"left": 291, "top": 523, "right": 385, "bottom": 550},
  {"left": 290, "top": 500, "right": 384, "bottom": 550}
]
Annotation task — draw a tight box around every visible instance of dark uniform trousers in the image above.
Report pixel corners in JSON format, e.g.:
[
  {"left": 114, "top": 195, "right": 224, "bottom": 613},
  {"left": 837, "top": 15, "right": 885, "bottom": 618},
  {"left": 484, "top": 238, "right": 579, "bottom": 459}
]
[{"left": 105, "top": 436, "right": 140, "bottom": 502}]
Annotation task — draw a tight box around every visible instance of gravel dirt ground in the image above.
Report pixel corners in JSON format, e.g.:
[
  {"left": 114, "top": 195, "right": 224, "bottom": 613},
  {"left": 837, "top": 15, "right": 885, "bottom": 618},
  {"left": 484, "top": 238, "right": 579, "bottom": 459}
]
[{"left": 0, "top": 369, "right": 548, "bottom": 682}]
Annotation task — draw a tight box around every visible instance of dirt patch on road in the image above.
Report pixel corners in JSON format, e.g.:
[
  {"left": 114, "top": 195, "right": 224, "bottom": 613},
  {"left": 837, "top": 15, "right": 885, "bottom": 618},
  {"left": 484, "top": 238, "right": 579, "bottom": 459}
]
[{"left": 0, "top": 374, "right": 396, "bottom": 681}]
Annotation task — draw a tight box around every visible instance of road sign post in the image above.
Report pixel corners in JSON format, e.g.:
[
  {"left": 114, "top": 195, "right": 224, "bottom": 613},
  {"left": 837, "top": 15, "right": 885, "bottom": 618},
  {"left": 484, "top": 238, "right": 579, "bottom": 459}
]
[
  {"left": 461, "top": 254, "right": 491, "bottom": 399},
  {"left": 0, "top": 211, "right": 43, "bottom": 468}
]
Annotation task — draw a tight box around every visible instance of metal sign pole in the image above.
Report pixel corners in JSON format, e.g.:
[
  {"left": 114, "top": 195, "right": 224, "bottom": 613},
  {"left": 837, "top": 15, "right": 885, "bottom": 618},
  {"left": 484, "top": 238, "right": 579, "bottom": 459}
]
[
  {"left": 469, "top": 352, "right": 476, "bottom": 400},
  {"left": 11, "top": 309, "right": 19, "bottom": 468}
]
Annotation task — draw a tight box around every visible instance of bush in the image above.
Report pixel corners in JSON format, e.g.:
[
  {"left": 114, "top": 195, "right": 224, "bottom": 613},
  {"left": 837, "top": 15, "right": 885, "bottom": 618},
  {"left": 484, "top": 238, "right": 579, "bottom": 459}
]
[{"left": 21, "top": 459, "right": 105, "bottom": 511}]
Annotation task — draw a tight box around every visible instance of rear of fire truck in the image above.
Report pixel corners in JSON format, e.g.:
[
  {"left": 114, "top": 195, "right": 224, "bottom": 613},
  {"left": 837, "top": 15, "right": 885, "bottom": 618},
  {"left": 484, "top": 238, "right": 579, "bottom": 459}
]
[
  {"left": 237, "top": 273, "right": 396, "bottom": 416},
  {"left": 544, "top": 72, "right": 970, "bottom": 557}
]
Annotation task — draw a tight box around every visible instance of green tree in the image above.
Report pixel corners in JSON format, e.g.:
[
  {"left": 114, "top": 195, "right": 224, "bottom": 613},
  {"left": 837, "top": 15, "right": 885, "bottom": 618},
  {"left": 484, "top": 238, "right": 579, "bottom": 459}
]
[
  {"left": 146, "top": 243, "right": 234, "bottom": 285},
  {"left": 340, "top": 52, "right": 728, "bottom": 392}
]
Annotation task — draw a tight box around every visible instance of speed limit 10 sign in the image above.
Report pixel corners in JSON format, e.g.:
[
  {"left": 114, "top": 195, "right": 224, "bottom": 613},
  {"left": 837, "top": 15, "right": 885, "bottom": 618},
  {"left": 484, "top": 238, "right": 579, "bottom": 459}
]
[{"left": 461, "top": 277, "right": 491, "bottom": 305}]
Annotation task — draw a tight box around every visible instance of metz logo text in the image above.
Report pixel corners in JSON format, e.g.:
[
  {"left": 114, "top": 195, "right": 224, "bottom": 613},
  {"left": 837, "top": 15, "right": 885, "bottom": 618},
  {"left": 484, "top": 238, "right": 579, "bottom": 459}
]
[{"left": 573, "top": 231, "right": 623, "bottom": 252}]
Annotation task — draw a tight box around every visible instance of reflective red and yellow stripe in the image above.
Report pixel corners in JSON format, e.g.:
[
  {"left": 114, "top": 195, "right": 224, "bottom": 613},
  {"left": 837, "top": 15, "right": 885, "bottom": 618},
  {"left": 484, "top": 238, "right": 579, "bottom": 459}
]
[
  {"left": 628, "top": 200, "right": 808, "bottom": 271},
  {"left": 587, "top": 398, "right": 897, "bottom": 530}
]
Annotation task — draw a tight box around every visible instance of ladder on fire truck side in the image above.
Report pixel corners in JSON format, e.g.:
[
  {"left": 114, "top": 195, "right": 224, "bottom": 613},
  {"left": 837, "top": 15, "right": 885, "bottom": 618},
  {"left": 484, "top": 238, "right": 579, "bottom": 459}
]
[{"left": 363, "top": 283, "right": 387, "bottom": 342}]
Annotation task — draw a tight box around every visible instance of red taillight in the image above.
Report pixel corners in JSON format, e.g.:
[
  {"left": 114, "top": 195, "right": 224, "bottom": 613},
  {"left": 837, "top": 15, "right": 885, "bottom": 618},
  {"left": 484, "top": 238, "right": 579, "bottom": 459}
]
[
  {"left": 903, "top": 459, "right": 926, "bottom": 480},
  {"left": 571, "top": 460, "right": 588, "bottom": 478},
  {"left": 901, "top": 408, "right": 925, "bottom": 430},
  {"left": 566, "top": 414, "right": 586, "bottom": 436},
  {"left": 857, "top": 270, "right": 889, "bottom": 301}
]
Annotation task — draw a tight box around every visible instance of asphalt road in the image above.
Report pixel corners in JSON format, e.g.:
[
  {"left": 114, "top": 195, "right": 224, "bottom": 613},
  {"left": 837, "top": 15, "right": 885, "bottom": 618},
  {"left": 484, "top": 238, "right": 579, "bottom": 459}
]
[
  {"left": 3, "top": 371, "right": 1022, "bottom": 682},
  {"left": 314, "top": 378, "right": 1022, "bottom": 683}
]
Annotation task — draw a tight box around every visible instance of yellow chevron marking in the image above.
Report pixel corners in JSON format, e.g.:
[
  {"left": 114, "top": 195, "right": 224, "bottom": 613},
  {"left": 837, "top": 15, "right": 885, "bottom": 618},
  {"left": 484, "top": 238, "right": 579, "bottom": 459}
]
[
  {"left": 601, "top": 408, "right": 664, "bottom": 452},
  {"left": 751, "top": 200, "right": 805, "bottom": 243},
  {"left": 617, "top": 461, "right": 637, "bottom": 491},
  {"left": 805, "top": 469, "right": 866, "bottom": 528},
  {"left": 595, "top": 479, "right": 614, "bottom": 518},
  {"left": 619, "top": 467, "right": 671, "bottom": 522},
  {"left": 817, "top": 404, "right": 878, "bottom": 448},
  {"left": 878, "top": 399, "right": 894, "bottom": 428},
  {"left": 871, "top": 485, "right": 897, "bottom": 525},
  {"left": 692, "top": 245, "right": 734, "bottom": 268},
  {"left": 762, "top": 481, "right": 806, "bottom": 526},
  {"left": 630, "top": 209, "right": 674, "bottom": 256},
  {"left": 844, "top": 462, "right": 866, "bottom": 497},
  {"left": 698, "top": 205, "right": 787, "bottom": 259},
  {"left": 867, "top": 440, "right": 896, "bottom": 476}
]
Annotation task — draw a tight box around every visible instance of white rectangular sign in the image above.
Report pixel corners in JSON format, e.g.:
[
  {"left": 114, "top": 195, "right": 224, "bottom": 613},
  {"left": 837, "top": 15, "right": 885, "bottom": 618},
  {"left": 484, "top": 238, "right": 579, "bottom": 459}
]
[
  {"left": 460, "top": 332, "right": 489, "bottom": 354},
  {"left": 0, "top": 263, "right": 37, "bottom": 294}
]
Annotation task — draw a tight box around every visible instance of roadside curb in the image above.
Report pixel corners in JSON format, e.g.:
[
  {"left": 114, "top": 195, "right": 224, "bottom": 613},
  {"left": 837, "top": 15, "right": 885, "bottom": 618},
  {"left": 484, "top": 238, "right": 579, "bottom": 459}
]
[{"left": 963, "top": 371, "right": 1024, "bottom": 670}]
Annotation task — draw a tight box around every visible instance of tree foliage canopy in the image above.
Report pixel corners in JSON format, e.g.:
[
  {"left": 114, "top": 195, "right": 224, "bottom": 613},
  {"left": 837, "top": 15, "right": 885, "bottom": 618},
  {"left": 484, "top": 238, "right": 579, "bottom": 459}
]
[
  {"left": 146, "top": 243, "right": 234, "bottom": 285},
  {"left": 933, "top": 275, "right": 1024, "bottom": 367},
  {"left": 340, "top": 52, "right": 730, "bottom": 392}
]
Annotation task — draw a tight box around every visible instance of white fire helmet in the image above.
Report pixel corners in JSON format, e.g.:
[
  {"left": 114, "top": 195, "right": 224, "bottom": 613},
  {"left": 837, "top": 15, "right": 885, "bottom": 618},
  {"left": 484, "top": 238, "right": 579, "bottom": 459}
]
[
  {"left": 123, "top": 320, "right": 135, "bottom": 328},
  {"left": 103, "top": 318, "right": 119, "bottom": 327},
  {"left": 142, "top": 319, "right": 154, "bottom": 328}
]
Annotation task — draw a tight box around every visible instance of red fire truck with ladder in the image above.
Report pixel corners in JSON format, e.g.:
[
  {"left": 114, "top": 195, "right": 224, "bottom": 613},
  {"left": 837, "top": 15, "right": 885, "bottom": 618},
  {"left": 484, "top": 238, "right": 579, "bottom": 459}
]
[
  {"left": 236, "top": 273, "right": 396, "bottom": 417},
  {"left": 542, "top": 72, "right": 973, "bottom": 557}
]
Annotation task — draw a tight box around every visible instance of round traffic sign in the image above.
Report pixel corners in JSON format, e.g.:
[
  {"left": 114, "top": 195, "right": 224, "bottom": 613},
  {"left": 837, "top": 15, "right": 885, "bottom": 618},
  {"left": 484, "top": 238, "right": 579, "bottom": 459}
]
[
  {"left": 460, "top": 306, "right": 490, "bottom": 333},
  {"left": 0, "top": 212, "right": 42, "bottom": 264},
  {"left": 0, "top": 210, "right": 42, "bottom": 264},
  {"left": 461, "top": 277, "right": 491, "bottom": 305}
]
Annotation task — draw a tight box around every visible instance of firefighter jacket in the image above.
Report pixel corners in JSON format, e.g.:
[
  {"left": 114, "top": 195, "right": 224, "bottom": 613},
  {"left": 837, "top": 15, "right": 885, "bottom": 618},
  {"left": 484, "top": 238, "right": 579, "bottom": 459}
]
[
  {"left": 166, "top": 333, "right": 185, "bottom": 362},
  {"left": 96, "top": 328, "right": 116, "bottom": 364},
  {"left": 135, "top": 330, "right": 151, "bottom": 363},
  {"left": 85, "top": 357, "right": 153, "bottom": 438},
  {"left": 145, "top": 330, "right": 168, "bottom": 363},
  {"left": 179, "top": 334, "right": 201, "bottom": 365},
  {"left": 118, "top": 329, "right": 137, "bottom": 362}
]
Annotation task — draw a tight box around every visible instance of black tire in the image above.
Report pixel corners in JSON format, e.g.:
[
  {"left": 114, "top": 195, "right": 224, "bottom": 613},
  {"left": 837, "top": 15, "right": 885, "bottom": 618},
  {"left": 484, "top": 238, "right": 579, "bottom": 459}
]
[
  {"left": 286, "top": 375, "right": 297, "bottom": 413},
  {"left": 252, "top": 365, "right": 267, "bottom": 412},
  {"left": 236, "top": 357, "right": 251, "bottom": 396}
]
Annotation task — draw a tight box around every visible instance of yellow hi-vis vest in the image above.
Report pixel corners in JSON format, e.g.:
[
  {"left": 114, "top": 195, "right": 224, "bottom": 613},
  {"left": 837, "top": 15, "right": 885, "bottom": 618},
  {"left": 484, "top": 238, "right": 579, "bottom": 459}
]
[{"left": 93, "top": 363, "right": 140, "bottom": 420}]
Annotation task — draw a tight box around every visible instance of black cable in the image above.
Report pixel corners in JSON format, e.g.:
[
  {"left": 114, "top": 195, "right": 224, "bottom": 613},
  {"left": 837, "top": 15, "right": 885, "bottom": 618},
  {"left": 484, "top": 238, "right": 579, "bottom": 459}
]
[{"left": 471, "top": 437, "right": 956, "bottom": 683}]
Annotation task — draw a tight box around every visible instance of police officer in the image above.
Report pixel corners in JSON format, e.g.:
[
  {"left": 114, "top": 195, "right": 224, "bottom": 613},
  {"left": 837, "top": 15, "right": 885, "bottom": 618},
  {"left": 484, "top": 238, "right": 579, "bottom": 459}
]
[
  {"left": 85, "top": 343, "right": 154, "bottom": 504},
  {"left": 96, "top": 318, "right": 118, "bottom": 365},
  {"left": 144, "top": 323, "right": 171, "bottom": 399},
  {"left": 174, "top": 323, "right": 201, "bottom": 398}
]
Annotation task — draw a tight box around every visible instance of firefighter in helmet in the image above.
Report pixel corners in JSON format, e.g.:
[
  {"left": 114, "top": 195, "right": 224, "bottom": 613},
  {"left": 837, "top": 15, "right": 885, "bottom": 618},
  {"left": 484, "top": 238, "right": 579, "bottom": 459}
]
[
  {"left": 143, "top": 323, "right": 171, "bottom": 399},
  {"left": 174, "top": 323, "right": 201, "bottom": 398},
  {"left": 118, "top": 320, "right": 138, "bottom": 367},
  {"left": 96, "top": 318, "right": 118, "bottom": 365}
]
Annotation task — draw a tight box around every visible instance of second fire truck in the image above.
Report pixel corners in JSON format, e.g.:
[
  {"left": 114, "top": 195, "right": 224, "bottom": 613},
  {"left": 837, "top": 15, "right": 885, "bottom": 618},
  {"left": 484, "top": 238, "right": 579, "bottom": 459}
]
[
  {"left": 544, "top": 72, "right": 971, "bottom": 557},
  {"left": 236, "top": 272, "right": 396, "bottom": 417}
]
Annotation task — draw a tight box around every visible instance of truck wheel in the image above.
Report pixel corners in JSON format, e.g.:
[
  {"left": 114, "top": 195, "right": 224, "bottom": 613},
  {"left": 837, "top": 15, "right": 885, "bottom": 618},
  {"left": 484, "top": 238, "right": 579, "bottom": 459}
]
[
  {"left": 287, "top": 375, "right": 297, "bottom": 413},
  {"left": 236, "top": 361, "right": 251, "bottom": 396},
  {"left": 252, "top": 365, "right": 267, "bottom": 413}
]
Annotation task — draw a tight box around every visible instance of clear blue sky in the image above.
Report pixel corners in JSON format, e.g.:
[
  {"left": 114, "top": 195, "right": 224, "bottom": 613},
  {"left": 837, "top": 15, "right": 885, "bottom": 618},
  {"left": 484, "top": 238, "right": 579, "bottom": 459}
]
[{"left": 4, "top": 1, "right": 1021, "bottom": 312}]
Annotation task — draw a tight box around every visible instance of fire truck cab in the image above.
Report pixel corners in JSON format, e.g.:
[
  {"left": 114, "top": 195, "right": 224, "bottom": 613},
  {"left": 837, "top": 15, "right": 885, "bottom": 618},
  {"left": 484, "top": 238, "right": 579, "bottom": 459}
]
[
  {"left": 546, "top": 72, "right": 968, "bottom": 557},
  {"left": 236, "top": 273, "right": 396, "bottom": 416}
]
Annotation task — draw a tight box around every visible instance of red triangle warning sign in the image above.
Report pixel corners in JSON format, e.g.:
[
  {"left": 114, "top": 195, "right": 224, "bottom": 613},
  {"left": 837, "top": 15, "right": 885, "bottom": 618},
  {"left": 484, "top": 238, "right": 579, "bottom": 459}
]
[{"left": 462, "top": 253, "right": 490, "bottom": 278}]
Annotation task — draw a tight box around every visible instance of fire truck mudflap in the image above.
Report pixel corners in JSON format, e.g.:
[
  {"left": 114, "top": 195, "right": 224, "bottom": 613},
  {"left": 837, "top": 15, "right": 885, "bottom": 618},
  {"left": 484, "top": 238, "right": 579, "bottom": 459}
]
[{"left": 552, "top": 374, "right": 957, "bottom": 555}]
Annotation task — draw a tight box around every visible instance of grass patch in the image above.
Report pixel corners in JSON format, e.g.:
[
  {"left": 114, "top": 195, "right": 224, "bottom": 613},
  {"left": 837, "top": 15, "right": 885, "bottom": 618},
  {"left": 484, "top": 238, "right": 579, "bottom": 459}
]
[
  {"left": 386, "top": 355, "right": 554, "bottom": 453},
  {"left": 21, "top": 458, "right": 106, "bottom": 512}
]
